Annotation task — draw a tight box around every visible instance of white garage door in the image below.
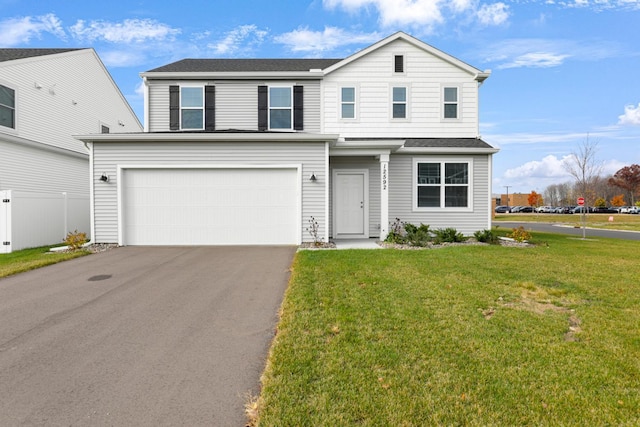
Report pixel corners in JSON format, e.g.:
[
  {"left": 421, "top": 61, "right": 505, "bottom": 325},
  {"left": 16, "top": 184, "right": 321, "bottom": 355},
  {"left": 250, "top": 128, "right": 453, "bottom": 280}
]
[{"left": 122, "top": 168, "right": 299, "bottom": 245}]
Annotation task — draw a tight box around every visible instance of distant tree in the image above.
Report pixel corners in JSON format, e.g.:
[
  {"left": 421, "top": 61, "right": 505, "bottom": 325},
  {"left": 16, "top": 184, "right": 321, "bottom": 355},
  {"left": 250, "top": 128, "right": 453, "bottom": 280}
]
[
  {"left": 608, "top": 164, "right": 640, "bottom": 205},
  {"left": 610, "top": 194, "right": 625, "bottom": 207},
  {"left": 563, "top": 136, "right": 603, "bottom": 208},
  {"left": 528, "top": 191, "right": 543, "bottom": 207},
  {"left": 594, "top": 197, "right": 607, "bottom": 208}
]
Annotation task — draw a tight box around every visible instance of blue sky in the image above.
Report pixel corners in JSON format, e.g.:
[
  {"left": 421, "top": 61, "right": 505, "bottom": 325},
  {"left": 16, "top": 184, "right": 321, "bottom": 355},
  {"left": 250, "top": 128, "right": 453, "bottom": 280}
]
[{"left": 2, "top": 0, "right": 639, "bottom": 194}]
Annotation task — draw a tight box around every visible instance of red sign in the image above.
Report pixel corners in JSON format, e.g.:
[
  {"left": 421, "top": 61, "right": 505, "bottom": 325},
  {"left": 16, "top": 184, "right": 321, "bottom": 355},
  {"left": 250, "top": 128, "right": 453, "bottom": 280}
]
[{"left": 577, "top": 197, "right": 585, "bottom": 206}]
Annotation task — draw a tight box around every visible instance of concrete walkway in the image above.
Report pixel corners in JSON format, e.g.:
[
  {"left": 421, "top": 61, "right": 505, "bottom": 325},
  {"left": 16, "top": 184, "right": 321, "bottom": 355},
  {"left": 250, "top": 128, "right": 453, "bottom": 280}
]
[{"left": 332, "top": 239, "right": 382, "bottom": 249}]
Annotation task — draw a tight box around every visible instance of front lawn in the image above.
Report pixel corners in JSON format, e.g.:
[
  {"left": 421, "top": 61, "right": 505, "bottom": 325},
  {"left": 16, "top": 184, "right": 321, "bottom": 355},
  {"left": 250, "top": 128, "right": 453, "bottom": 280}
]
[
  {"left": 255, "top": 233, "right": 640, "bottom": 426},
  {"left": 0, "top": 246, "right": 90, "bottom": 278}
]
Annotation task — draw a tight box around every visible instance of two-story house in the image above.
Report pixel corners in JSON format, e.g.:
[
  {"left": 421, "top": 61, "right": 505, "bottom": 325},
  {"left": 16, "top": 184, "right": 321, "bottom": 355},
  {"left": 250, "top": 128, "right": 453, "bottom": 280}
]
[
  {"left": 77, "top": 32, "right": 498, "bottom": 246},
  {"left": 0, "top": 48, "right": 142, "bottom": 252}
]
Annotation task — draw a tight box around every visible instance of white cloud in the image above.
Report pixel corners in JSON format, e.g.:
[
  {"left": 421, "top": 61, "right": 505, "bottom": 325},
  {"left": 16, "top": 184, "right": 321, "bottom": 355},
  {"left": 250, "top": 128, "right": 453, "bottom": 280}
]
[
  {"left": 208, "top": 25, "right": 268, "bottom": 56},
  {"left": 0, "top": 13, "right": 65, "bottom": 47},
  {"left": 322, "top": 0, "right": 508, "bottom": 31},
  {"left": 69, "top": 19, "right": 180, "bottom": 43},
  {"left": 499, "top": 51, "right": 569, "bottom": 69},
  {"left": 480, "top": 38, "right": 623, "bottom": 69},
  {"left": 274, "top": 27, "right": 381, "bottom": 53},
  {"left": 99, "top": 50, "right": 146, "bottom": 67},
  {"left": 505, "top": 154, "right": 571, "bottom": 180},
  {"left": 477, "top": 3, "right": 510, "bottom": 26},
  {"left": 618, "top": 103, "right": 640, "bottom": 125}
]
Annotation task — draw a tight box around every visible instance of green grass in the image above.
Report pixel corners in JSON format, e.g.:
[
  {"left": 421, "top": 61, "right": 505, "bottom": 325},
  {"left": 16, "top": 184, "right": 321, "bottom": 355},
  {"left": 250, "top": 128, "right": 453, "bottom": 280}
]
[
  {"left": 256, "top": 233, "right": 640, "bottom": 426},
  {"left": 0, "top": 245, "right": 90, "bottom": 278},
  {"left": 495, "top": 213, "right": 640, "bottom": 231}
]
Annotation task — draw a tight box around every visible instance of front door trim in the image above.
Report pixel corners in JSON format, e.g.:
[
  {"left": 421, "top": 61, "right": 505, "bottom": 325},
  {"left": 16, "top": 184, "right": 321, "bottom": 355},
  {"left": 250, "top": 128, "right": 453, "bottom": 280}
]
[{"left": 332, "top": 168, "right": 369, "bottom": 239}]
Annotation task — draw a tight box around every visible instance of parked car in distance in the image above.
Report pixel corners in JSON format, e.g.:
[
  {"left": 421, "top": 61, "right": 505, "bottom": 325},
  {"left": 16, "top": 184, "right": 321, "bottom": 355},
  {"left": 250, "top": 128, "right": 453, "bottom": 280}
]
[
  {"left": 562, "top": 206, "right": 576, "bottom": 214},
  {"left": 535, "top": 206, "right": 554, "bottom": 213},
  {"left": 592, "top": 207, "right": 619, "bottom": 214},
  {"left": 572, "top": 206, "right": 587, "bottom": 214},
  {"left": 619, "top": 206, "right": 633, "bottom": 213},
  {"left": 629, "top": 206, "right": 640, "bottom": 214},
  {"left": 519, "top": 206, "right": 534, "bottom": 213},
  {"left": 510, "top": 206, "right": 522, "bottom": 213},
  {"left": 495, "top": 205, "right": 511, "bottom": 213}
]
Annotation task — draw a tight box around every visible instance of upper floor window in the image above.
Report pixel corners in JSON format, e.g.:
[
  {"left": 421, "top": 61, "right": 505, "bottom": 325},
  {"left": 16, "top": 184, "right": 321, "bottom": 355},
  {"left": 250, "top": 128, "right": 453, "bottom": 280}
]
[
  {"left": 443, "top": 87, "right": 458, "bottom": 119},
  {"left": 392, "top": 87, "right": 407, "bottom": 119},
  {"left": 394, "top": 55, "right": 404, "bottom": 73},
  {"left": 101, "top": 125, "right": 110, "bottom": 134},
  {"left": 269, "top": 86, "right": 293, "bottom": 130},
  {"left": 181, "top": 86, "right": 204, "bottom": 130},
  {"left": 341, "top": 87, "right": 356, "bottom": 119},
  {"left": 0, "top": 84, "right": 16, "bottom": 129},
  {"left": 415, "top": 160, "right": 470, "bottom": 209}
]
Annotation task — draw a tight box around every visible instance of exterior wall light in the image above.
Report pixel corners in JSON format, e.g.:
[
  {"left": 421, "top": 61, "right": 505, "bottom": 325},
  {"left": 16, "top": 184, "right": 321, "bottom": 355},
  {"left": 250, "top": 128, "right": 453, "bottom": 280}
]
[
  {"left": 100, "top": 173, "right": 109, "bottom": 182},
  {"left": 309, "top": 173, "right": 317, "bottom": 182}
]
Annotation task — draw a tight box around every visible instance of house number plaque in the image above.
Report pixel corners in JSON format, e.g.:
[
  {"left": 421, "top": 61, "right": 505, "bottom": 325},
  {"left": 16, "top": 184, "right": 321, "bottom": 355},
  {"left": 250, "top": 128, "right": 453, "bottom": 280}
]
[{"left": 382, "top": 164, "right": 388, "bottom": 191}]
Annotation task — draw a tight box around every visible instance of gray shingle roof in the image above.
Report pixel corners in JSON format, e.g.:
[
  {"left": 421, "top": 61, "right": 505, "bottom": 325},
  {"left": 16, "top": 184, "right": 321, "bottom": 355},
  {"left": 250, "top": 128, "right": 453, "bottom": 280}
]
[
  {"left": 345, "top": 137, "right": 495, "bottom": 149},
  {"left": 146, "top": 58, "right": 343, "bottom": 73},
  {"left": 404, "top": 138, "right": 494, "bottom": 149},
  {"left": 0, "top": 48, "right": 84, "bottom": 63}
]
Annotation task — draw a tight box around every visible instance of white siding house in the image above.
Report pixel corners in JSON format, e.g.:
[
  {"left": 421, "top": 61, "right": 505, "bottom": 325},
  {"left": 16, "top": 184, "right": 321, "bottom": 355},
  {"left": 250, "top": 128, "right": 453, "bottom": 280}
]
[
  {"left": 78, "top": 32, "right": 497, "bottom": 246},
  {"left": 0, "top": 48, "right": 141, "bottom": 252}
]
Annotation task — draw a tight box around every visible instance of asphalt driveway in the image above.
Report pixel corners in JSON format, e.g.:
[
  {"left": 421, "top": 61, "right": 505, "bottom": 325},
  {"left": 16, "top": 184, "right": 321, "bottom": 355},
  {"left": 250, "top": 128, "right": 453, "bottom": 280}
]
[{"left": 0, "top": 246, "right": 296, "bottom": 426}]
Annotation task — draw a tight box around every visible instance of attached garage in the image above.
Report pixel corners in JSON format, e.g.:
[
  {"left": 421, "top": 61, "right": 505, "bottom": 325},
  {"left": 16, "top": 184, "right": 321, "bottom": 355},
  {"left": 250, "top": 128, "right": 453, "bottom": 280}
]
[{"left": 121, "top": 167, "right": 300, "bottom": 245}]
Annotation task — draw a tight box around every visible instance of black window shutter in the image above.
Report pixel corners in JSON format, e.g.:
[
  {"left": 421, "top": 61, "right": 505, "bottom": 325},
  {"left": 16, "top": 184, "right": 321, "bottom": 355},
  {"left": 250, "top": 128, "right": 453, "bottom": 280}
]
[
  {"left": 258, "top": 86, "right": 268, "bottom": 131},
  {"left": 205, "top": 85, "right": 215, "bottom": 131},
  {"left": 394, "top": 55, "right": 404, "bottom": 73},
  {"left": 169, "top": 85, "right": 179, "bottom": 130},
  {"left": 293, "top": 85, "right": 303, "bottom": 131}
]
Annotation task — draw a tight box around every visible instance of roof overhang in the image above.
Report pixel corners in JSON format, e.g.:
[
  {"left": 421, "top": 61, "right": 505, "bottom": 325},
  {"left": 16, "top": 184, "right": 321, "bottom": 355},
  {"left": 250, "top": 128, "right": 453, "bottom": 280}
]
[
  {"left": 395, "top": 146, "right": 499, "bottom": 155},
  {"left": 140, "top": 71, "right": 325, "bottom": 81},
  {"left": 75, "top": 132, "right": 339, "bottom": 144}
]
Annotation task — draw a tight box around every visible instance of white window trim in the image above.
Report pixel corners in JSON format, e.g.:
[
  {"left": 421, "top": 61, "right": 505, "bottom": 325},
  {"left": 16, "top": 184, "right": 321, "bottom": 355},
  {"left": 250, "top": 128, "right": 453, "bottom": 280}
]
[
  {"left": 339, "top": 85, "right": 358, "bottom": 121},
  {"left": 179, "top": 85, "right": 205, "bottom": 130},
  {"left": 268, "top": 85, "right": 293, "bottom": 131},
  {"left": 0, "top": 80, "right": 18, "bottom": 133},
  {"left": 412, "top": 157, "right": 473, "bottom": 212},
  {"left": 441, "top": 85, "right": 461, "bottom": 121},
  {"left": 390, "top": 85, "right": 410, "bottom": 121},
  {"left": 393, "top": 53, "right": 406, "bottom": 74}
]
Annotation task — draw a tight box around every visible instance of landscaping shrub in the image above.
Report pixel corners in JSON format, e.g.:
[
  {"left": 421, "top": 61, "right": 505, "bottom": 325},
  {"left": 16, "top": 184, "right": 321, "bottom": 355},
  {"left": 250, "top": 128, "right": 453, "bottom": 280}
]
[
  {"left": 403, "top": 223, "right": 432, "bottom": 246},
  {"left": 64, "top": 230, "right": 88, "bottom": 250},
  {"left": 474, "top": 228, "right": 500, "bottom": 244},
  {"left": 433, "top": 227, "right": 465, "bottom": 244},
  {"left": 508, "top": 226, "right": 532, "bottom": 242},
  {"left": 385, "top": 218, "right": 406, "bottom": 244}
]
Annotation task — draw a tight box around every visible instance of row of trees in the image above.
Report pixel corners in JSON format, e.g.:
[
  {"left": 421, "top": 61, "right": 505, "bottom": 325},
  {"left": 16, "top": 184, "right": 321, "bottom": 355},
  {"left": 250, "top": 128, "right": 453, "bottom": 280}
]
[{"left": 540, "top": 139, "right": 640, "bottom": 208}]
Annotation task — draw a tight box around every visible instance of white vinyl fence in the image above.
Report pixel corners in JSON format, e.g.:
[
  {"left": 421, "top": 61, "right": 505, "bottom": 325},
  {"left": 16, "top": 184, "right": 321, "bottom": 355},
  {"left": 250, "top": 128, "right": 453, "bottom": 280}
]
[{"left": 0, "top": 190, "right": 90, "bottom": 254}]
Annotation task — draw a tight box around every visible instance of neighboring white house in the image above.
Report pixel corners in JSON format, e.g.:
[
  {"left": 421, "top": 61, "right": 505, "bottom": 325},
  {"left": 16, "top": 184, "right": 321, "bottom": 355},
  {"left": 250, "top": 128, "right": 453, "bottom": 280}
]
[
  {"left": 0, "top": 48, "right": 141, "bottom": 253},
  {"left": 77, "top": 32, "right": 498, "bottom": 246}
]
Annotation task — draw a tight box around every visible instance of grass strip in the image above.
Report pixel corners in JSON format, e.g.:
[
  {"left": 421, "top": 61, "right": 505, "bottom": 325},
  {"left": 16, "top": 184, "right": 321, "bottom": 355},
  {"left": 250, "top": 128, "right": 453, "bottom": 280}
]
[{"left": 0, "top": 246, "right": 90, "bottom": 278}]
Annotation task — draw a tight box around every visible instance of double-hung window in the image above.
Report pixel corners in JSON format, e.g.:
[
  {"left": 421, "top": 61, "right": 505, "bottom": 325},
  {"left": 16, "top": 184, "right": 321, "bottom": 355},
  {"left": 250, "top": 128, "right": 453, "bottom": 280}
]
[
  {"left": 415, "top": 159, "right": 471, "bottom": 209},
  {"left": 392, "top": 86, "right": 407, "bottom": 119},
  {"left": 443, "top": 87, "right": 458, "bottom": 119},
  {"left": 269, "top": 86, "right": 293, "bottom": 130},
  {"left": 0, "top": 84, "right": 16, "bottom": 129},
  {"left": 180, "top": 86, "right": 204, "bottom": 130},
  {"left": 341, "top": 87, "right": 355, "bottom": 119}
]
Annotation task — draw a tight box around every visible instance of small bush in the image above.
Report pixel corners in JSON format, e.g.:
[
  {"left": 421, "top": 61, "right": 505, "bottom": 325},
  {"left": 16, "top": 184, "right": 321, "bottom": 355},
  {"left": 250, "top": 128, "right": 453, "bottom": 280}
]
[
  {"left": 404, "top": 223, "right": 432, "bottom": 247},
  {"left": 474, "top": 228, "right": 500, "bottom": 245},
  {"left": 433, "top": 227, "right": 466, "bottom": 244},
  {"left": 64, "top": 230, "right": 88, "bottom": 250},
  {"left": 306, "top": 216, "right": 323, "bottom": 246},
  {"left": 508, "top": 226, "right": 532, "bottom": 243},
  {"left": 385, "top": 218, "right": 406, "bottom": 244}
]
